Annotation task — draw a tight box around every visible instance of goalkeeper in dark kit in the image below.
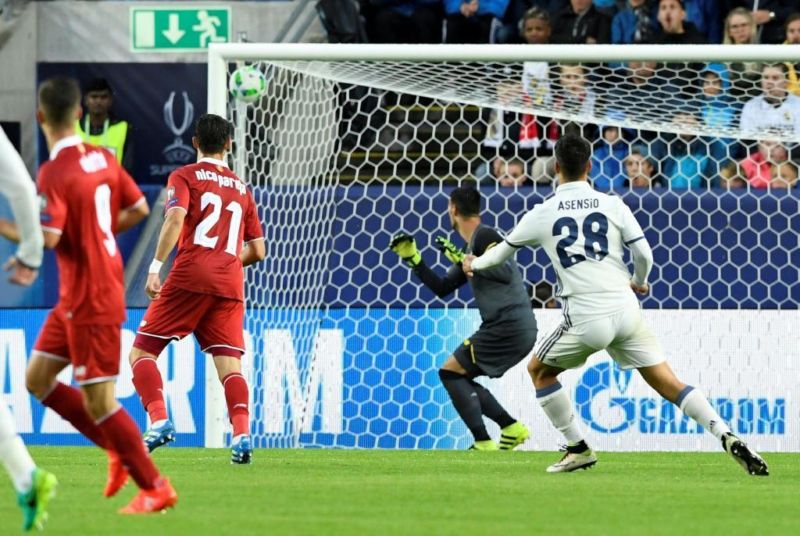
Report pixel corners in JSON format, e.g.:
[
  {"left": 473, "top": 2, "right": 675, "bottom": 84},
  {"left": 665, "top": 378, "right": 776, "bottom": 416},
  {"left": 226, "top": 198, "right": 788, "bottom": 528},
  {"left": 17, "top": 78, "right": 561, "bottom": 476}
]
[{"left": 389, "top": 186, "right": 538, "bottom": 450}]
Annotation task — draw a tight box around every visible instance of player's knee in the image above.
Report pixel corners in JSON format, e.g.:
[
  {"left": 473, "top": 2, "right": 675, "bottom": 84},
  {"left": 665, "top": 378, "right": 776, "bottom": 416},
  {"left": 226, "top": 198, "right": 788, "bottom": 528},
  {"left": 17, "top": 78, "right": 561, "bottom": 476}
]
[
  {"left": 82, "top": 393, "right": 116, "bottom": 420},
  {"left": 25, "top": 367, "right": 51, "bottom": 399},
  {"left": 129, "top": 346, "right": 155, "bottom": 366}
]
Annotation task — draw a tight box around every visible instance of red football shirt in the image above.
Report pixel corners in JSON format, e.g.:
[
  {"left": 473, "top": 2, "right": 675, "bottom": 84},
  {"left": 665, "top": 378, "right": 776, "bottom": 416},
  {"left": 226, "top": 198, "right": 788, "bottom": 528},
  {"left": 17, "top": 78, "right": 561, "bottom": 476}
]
[
  {"left": 38, "top": 136, "right": 145, "bottom": 325},
  {"left": 164, "top": 158, "right": 263, "bottom": 301}
]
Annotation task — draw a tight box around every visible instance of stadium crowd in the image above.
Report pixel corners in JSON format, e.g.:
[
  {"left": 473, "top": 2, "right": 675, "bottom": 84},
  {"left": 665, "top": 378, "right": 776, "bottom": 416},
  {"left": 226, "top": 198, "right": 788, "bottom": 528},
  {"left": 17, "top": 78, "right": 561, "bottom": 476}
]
[{"left": 358, "top": 0, "right": 800, "bottom": 191}]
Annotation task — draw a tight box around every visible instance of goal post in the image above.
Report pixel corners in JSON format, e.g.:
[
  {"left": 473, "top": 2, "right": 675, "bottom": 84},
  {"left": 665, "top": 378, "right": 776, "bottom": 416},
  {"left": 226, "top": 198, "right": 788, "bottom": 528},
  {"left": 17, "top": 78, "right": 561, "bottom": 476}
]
[{"left": 205, "top": 44, "right": 800, "bottom": 451}]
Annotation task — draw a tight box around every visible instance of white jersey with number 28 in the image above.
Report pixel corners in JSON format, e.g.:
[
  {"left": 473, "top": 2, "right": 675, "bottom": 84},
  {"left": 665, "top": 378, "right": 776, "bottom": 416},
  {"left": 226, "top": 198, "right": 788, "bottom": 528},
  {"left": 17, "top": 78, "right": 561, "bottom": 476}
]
[{"left": 504, "top": 181, "right": 646, "bottom": 315}]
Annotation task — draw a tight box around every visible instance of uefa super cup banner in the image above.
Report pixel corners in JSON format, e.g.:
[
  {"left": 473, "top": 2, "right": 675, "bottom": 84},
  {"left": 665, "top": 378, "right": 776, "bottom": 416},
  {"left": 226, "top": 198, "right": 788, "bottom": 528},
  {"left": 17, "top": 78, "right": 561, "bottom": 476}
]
[{"left": 0, "top": 309, "right": 796, "bottom": 451}]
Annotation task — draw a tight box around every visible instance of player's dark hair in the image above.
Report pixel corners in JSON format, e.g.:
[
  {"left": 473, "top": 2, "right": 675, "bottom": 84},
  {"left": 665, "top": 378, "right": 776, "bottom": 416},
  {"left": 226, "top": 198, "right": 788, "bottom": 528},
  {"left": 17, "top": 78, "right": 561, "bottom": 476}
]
[
  {"left": 555, "top": 133, "right": 591, "bottom": 181},
  {"left": 450, "top": 186, "right": 480, "bottom": 217},
  {"left": 194, "top": 113, "right": 233, "bottom": 154},
  {"left": 38, "top": 77, "right": 81, "bottom": 128}
]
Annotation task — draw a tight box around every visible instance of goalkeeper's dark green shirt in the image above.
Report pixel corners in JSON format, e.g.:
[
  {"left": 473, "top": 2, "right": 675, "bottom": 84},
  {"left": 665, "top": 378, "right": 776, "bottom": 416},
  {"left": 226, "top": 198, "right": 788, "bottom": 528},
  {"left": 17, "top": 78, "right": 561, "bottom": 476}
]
[{"left": 412, "top": 224, "right": 535, "bottom": 328}]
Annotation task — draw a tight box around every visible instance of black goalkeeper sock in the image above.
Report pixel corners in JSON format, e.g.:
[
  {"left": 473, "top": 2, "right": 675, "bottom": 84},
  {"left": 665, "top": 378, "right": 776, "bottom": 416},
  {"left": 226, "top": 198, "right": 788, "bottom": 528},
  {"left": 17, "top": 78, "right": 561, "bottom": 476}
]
[
  {"left": 438, "top": 369, "right": 490, "bottom": 442},
  {"left": 469, "top": 379, "right": 516, "bottom": 429}
]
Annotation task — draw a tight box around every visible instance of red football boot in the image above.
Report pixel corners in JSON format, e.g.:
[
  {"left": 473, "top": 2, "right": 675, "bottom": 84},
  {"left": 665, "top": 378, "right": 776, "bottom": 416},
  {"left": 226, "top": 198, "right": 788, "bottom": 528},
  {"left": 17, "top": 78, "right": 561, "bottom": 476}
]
[
  {"left": 118, "top": 478, "right": 177, "bottom": 514},
  {"left": 103, "top": 450, "right": 129, "bottom": 498}
]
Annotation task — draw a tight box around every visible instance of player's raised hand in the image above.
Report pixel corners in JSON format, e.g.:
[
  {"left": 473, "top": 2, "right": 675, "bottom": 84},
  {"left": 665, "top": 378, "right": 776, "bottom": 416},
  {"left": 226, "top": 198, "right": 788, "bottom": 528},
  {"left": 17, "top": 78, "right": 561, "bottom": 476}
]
[
  {"left": 3, "top": 256, "right": 38, "bottom": 286},
  {"left": 389, "top": 232, "right": 422, "bottom": 267},
  {"left": 462, "top": 254, "right": 476, "bottom": 277},
  {"left": 434, "top": 236, "right": 465, "bottom": 264},
  {"left": 630, "top": 281, "right": 649, "bottom": 296},
  {"left": 145, "top": 273, "right": 163, "bottom": 300}
]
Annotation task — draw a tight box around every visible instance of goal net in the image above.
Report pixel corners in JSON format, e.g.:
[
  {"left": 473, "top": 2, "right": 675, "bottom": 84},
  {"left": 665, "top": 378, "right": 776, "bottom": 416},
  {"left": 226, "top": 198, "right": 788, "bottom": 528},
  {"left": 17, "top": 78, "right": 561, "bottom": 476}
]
[{"left": 208, "top": 44, "right": 799, "bottom": 452}]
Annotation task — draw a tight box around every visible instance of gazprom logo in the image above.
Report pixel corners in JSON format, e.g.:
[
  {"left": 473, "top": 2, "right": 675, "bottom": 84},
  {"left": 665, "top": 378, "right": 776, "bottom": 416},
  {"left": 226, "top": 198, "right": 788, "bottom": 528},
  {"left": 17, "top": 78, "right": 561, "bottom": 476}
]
[{"left": 575, "top": 361, "right": 785, "bottom": 435}]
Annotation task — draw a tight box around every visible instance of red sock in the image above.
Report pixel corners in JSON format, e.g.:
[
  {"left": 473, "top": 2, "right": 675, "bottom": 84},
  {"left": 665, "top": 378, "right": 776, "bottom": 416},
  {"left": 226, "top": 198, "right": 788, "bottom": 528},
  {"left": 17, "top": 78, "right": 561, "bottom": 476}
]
[
  {"left": 222, "top": 373, "right": 249, "bottom": 436},
  {"left": 97, "top": 407, "right": 160, "bottom": 490},
  {"left": 41, "top": 382, "right": 111, "bottom": 450},
  {"left": 131, "top": 358, "right": 168, "bottom": 423}
]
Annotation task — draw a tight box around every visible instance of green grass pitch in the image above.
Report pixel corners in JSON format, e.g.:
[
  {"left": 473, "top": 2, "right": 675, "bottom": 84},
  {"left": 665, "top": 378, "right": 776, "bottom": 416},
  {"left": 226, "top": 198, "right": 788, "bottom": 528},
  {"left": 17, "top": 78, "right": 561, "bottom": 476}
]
[{"left": 0, "top": 448, "right": 796, "bottom": 535}]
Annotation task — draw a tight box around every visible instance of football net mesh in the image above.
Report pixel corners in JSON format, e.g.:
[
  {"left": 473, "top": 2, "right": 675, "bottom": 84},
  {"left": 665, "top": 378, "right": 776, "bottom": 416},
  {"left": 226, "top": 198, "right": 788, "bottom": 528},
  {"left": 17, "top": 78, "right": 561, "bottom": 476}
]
[{"left": 222, "top": 54, "right": 798, "bottom": 451}]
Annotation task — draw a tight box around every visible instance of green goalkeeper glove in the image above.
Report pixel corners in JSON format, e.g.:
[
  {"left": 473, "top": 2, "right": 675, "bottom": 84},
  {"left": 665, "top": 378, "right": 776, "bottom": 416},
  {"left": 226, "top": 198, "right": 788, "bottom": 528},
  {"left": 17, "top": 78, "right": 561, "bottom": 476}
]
[
  {"left": 389, "top": 232, "right": 422, "bottom": 267},
  {"left": 435, "top": 236, "right": 465, "bottom": 264}
]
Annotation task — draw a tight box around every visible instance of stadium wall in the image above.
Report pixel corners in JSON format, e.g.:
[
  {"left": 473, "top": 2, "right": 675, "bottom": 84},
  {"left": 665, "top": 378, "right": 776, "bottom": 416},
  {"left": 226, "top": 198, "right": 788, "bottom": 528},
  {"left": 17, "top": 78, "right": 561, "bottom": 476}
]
[{"left": 1, "top": 308, "right": 797, "bottom": 452}]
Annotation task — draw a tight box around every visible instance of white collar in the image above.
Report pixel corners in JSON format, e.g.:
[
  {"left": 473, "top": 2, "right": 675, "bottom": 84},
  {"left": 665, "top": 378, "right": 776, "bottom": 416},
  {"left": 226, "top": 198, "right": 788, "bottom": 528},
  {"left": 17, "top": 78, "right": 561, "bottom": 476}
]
[
  {"left": 198, "top": 157, "right": 229, "bottom": 168},
  {"left": 50, "top": 135, "right": 83, "bottom": 160},
  {"left": 556, "top": 181, "right": 591, "bottom": 192}
]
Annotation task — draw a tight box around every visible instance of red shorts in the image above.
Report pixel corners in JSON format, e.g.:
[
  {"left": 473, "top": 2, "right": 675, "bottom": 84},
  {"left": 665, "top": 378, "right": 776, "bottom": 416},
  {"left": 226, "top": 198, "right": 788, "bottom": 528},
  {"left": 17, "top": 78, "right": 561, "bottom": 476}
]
[
  {"left": 33, "top": 307, "right": 122, "bottom": 385},
  {"left": 134, "top": 283, "right": 245, "bottom": 358}
]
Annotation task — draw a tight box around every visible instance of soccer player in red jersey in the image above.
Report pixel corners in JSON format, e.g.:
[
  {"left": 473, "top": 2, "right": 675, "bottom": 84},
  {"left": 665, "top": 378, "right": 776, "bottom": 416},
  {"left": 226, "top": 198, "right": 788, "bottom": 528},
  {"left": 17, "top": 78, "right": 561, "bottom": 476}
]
[
  {"left": 129, "top": 114, "right": 265, "bottom": 464},
  {"left": 22, "top": 78, "right": 178, "bottom": 514}
]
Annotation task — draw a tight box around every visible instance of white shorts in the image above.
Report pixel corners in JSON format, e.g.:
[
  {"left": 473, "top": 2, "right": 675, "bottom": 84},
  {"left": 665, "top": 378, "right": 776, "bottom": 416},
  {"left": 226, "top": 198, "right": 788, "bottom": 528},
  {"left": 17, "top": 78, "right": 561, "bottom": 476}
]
[{"left": 536, "top": 305, "right": 665, "bottom": 370}]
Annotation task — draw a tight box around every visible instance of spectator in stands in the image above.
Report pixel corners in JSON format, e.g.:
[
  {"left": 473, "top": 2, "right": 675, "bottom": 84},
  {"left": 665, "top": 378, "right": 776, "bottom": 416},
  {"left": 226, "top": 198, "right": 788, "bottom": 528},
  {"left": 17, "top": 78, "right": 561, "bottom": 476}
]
[
  {"left": 494, "top": 157, "right": 532, "bottom": 187},
  {"left": 550, "top": 0, "right": 611, "bottom": 44},
  {"left": 495, "top": 0, "right": 565, "bottom": 43},
  {"left": 740, "top": 63, "right": 800, "bottom": 138},
  {"left": 784, "top": 13, "right": 800, "bottom": 96},
  {"left": 700, "top": 66, "right": 736, "bottom": 132},
  {"left": 624, "top": 145, "right": 664, "bottom": 188},
  {"left": 445, "top": 0, "right": 510, "bottom": 43},
  {"left": 520, "top": 8, "right": 553, "bottom": 104},
  {"left": 602, "top": 61, "right": 668, "bottom": 122},
  {"left": 76, "top": 78, "right": 134, "bottom": 174},
  {"left": 770, "top": 160, "right": 798, "bottom": 188},
  {"left": 479, "top": 81, "right": 548, "bottom": 184},
  {"left": 367, "top": 0, "right": 443, "bottom": 43},
  {"left": 650, "top": 0, "right": 707, "bottom": 43},
  {"left": 551, "top": 64, "right": 597, "bottom": 117},
  {"left": 699, "top": 65, "right": 743, "bottom": 165},
  {"left": 740, "top": 140, "right": 789, "bottom": 189},
  {"left": 590, "top": 126, "right": 628, "bottom": 190},
  {"left": 723, "top": 8, "right": 761, "bottom": 99},
  {"left": 530, "top": 65, "right": 598, "bottom": 183},
  {"left": 730, "top": 1, "right": 796, "bottom": 44},
  {"left": 612, "top": 0, "right": 658, "bottom": 44},
  {"left": 718, "top": 162, "right": 747, "bottom": 189},
  {"left": 661, "top": 113, "right": 713, "bottom": 189}
]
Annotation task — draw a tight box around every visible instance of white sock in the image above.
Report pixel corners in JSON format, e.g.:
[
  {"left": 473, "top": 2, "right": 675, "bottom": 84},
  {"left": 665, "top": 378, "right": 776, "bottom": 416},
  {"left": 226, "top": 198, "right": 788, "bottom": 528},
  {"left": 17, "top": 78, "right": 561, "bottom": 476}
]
[
  {"left": 536, "top": 382, "right": 585, "bottom": 445},
  {"left": 151, "top": 419, "right": 168, "bottom": 429},
  {"left": 0, "top": 403, "right": 36, "bottom": 493},
  {"left": 679, "top": 387, "right": 731, "bottom": 440}
]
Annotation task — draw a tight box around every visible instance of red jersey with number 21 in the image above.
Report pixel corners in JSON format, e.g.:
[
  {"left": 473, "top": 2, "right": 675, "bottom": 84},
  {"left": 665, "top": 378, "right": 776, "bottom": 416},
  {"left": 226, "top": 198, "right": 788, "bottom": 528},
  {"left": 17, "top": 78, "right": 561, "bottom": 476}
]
[
  {"left": 165, "top": 158, "right": 263, "bottom": 302},
  {"left": 38, "top": 136, "right": 145, "bottom": 325}
]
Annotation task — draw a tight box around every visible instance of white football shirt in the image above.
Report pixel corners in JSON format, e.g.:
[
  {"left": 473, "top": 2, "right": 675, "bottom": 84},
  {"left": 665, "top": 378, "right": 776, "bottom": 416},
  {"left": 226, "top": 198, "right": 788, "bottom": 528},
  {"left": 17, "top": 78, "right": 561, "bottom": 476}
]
[{"left": 478, "top": 181, "right": 646, "bottom": 315}]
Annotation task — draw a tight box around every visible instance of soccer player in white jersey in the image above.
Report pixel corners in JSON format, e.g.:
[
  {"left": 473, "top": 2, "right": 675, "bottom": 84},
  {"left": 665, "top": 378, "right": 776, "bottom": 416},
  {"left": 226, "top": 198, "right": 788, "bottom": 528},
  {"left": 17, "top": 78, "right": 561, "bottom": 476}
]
[
  {"left": 0, "top": 126, "right": 58, "bottom": 530},
  {"left": 463, "top": 134, "right": 769, "bottom": 476}
]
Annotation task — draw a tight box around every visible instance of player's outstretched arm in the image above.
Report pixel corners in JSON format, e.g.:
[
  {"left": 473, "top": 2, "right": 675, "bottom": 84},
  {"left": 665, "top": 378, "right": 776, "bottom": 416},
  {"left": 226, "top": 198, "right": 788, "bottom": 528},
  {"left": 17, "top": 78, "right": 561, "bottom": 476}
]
[
  {"left": 0, "top": 127, "right": 44, "bottom": 272},
  {"left": 465, "top": 241, "right": 516, "bottom": 276},
  {"left": 389, "top": 232, "right": 466, "bottom": 297},
  {"left": 146, "top": 208, "right": 185, "bottom": 299},
  {"left": 240, "top": 238, "right": 265, "bottom": 267}
]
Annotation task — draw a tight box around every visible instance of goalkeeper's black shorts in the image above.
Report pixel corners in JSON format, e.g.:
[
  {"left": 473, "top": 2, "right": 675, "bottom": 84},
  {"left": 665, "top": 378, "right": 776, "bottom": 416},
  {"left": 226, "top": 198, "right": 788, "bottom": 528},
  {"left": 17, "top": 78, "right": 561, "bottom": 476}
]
[{"left": 452, "top": 324, "right": 537, "bottom": 379}]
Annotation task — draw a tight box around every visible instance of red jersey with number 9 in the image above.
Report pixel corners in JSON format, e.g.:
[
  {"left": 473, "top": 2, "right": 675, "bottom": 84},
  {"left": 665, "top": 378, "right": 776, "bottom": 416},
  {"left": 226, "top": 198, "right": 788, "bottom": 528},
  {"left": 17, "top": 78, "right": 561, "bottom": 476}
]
[
  {"left": 164, "top": 158, "right": 263, "bottom": 301},
  {"left": 38, "top": 136, "right": 145, "bottom": 325}
]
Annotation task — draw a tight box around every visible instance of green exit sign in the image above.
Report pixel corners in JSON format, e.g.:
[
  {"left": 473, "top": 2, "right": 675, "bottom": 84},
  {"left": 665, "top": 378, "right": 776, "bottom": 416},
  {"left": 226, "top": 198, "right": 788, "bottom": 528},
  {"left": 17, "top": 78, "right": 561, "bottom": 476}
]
[{"left": 130, "top": 6, "right": 231, "bottom": 52}]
